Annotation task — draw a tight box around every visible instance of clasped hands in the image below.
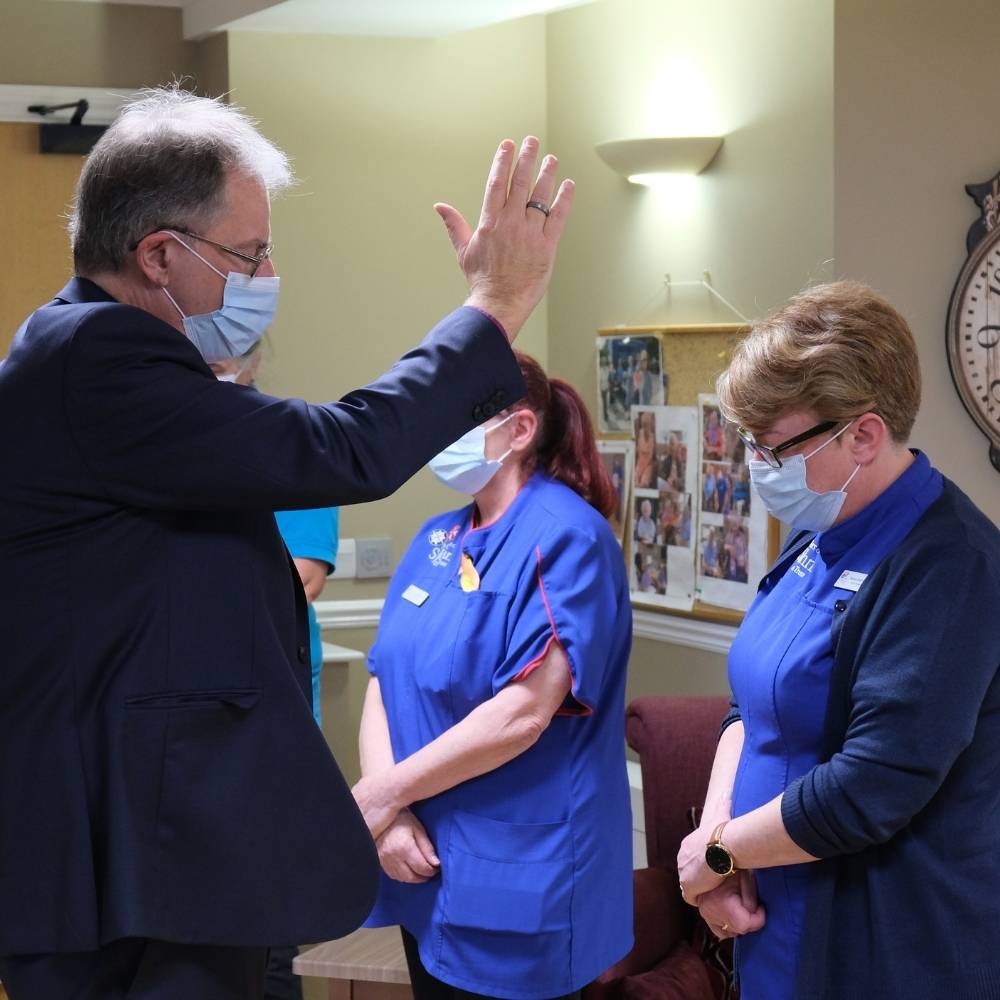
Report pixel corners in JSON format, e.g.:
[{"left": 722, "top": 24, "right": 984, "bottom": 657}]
[
  {"left": 676, "top": 824, "right": 766, "bottom": 941},
  {"left": 352, "top": 773, "right": 440, "bottom": 885}
]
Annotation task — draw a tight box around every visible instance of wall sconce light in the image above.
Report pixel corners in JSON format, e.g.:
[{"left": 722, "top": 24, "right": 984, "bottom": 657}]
[{"left": 595, "top": 136, "right": 724, "bottom": 185}]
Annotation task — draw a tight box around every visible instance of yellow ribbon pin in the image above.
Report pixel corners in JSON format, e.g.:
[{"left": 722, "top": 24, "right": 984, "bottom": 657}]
[{"left": 459, "top": 552, "right": 480, "bottom": 592}]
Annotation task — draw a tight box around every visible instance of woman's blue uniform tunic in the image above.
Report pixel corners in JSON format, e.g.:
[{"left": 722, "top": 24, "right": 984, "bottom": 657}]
[
  {"left": 365, "top": 473, "right": 634, "bottom": 999},
  {"left": 728, "top": 452, "right": 942, "bottom": 999}
]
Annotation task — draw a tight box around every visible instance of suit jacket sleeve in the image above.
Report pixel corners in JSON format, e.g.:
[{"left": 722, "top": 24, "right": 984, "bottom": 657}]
[{"left": 64, "top": 302, "right": 525, "bottom": 511}]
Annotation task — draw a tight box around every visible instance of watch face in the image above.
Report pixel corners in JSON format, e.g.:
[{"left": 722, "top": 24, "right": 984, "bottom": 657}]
[
  {"left": 947, "top": 232, "right": 1000, "bottom": 449},
  {"left": 705, "top": 843, "right": 734, "bottom": 876}
]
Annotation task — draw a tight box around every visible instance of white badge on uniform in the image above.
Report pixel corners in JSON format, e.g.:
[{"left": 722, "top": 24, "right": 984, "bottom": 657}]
[
  {"left": 402, "top": 584, "right": 430, "bottom": 607},
  {"left": 834, "top": 570, "right": 868, "bottom": 592}
]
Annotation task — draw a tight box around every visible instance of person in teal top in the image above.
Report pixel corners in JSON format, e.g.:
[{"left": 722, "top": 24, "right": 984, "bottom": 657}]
[{"left": 274, "top": 507, "right": 339, "bottom": 725}]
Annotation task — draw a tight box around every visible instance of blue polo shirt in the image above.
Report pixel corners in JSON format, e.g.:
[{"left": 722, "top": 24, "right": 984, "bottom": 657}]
[{"left": 274, "top": 507, "right": 339, "bottom": 725}]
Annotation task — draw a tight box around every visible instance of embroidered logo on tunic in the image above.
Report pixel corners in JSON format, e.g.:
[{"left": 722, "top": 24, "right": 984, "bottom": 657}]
[{"left": 428, "top": 524, "right": 462, "bottom": 567}]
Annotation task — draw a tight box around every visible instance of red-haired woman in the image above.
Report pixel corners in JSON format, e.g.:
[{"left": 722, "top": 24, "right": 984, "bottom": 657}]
[{"left": 352, "top": 352, "right": 633, "bottom": 1000}]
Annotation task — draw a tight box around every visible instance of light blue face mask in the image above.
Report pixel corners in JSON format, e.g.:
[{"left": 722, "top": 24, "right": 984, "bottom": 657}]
[
  {"left": 162, "top": 233, "right": 279, "bottom": 363},
  {"left": 748, "top": 421, "right": 861, "bottom": 532},
  {"left": 429, "top": 415, "right": 514, "bottom": 494}
]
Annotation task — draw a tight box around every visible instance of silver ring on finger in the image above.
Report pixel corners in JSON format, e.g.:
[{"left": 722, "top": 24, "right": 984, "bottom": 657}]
[{"left": 526, "top": 199, "right": 550, "bottom": 217}]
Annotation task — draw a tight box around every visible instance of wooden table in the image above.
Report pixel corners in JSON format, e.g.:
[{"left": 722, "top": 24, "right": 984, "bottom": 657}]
[{"left": 294, "top": 926, "right": 412, "bottom": 1000}]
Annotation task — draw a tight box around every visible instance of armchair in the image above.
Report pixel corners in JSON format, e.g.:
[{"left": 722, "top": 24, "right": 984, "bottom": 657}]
[{"left": 584, "top": 696, "right": 736, "bottom": 1000}]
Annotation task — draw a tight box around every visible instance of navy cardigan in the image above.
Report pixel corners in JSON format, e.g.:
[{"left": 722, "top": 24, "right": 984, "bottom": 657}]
[{"left": 725, "top": 477, "right": 1000, "bottom": 1000}]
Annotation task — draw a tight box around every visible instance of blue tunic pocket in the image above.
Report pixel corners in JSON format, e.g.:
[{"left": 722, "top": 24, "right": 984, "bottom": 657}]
[
  {"left": 438, "top": 810, "right": 574, "bottom": 994},
  {"left": 443, "top": 809, "right": 572, "bottom": 933}
]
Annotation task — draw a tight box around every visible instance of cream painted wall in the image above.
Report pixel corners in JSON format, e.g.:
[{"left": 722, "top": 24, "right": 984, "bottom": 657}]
[
  {"left": 835, "top": 0, "right": 1000, "bottom": 523},
  {"left": 226, "top": 21, "right": 550, "bottom": 769},
  {"left": 0, "top": 0, "right": 216, "bottom": 91},
  {"left": 545, "top": 0, "right": 835, "bottom": 701}
]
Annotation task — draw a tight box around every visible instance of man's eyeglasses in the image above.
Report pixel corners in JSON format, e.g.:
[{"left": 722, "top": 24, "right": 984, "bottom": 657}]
[
  {"left": 168, "top": 228, "right": 273, "bottom": 277},
  {"left": 132, "top": 227, "right": 274, "bottom": 277},
  {"left": 736, "top": 420, "right": 841, "bottom": 469}
]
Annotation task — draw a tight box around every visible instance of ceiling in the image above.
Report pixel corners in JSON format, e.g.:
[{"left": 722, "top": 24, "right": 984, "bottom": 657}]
[{"left": 56, "top": 0, "right": 596, "bottom": 41}]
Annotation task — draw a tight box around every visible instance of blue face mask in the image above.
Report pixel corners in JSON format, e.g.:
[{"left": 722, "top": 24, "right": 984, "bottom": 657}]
[
  {"left": 429, "top": 415, "right": 514, "bottom": 494},
  {"left": 748, "top": 421, "right": 861, "bottom": 532},
  {"left": 162, "top": 233, "right": 279, "bottom": 363}
]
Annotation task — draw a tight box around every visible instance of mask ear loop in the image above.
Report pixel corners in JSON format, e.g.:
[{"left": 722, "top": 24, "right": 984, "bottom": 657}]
[
  {"left": 484, "top": 412, "right": 517, "bottom": 465},
  {"left": 841, "top": 463, "right": 862, "bottom": 490},
  {"left": 167, "top": 232, "right": 228, "bottom": 279}
]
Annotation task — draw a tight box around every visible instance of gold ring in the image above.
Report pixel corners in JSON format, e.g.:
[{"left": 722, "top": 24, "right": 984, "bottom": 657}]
[{"left": 719, "top": 923, "right": 729, "bottom": 932}]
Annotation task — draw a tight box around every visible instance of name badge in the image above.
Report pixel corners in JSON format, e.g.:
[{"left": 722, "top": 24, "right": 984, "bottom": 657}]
[
  {"left": 402, "top": 584, "right": 429, "bottom": 606},
  {"left": 834, "top": 570, "right": 867, "bottom": 592}
]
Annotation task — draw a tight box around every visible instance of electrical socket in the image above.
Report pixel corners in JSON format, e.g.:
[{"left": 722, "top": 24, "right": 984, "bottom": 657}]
[{"left": 355, "top": 536, "right": 393, "bottom": 579}]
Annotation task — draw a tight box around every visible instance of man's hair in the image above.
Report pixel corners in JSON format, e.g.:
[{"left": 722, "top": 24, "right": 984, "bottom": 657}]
[
  {"left": 717, "top": 281, "right": 921, "bottom": 443},
  {"left": 70, "top": 85, "right": 293, "bottom": 274}
]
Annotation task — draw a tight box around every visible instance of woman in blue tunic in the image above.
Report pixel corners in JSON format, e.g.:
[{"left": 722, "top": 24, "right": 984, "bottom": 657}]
[
  {"left": 676, "top": 283, "right": 1000, "bottom": 1000},
  {"left": 352, "top": 352, "right": 634, "bottom": 1000}
]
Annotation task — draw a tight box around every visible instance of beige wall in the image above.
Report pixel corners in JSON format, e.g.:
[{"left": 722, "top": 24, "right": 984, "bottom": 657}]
[
  {"left": 0, "top": 0, "right": 220, "bottom": 91},
  {"left": 835, "top": 0, "right": 1000, "bottom": 522},
  {"left": 544, "top": 0, "right": 835, "bottom": 702},
  {"left": 228, "top": 19, "right": 548, "bottom": 582}
]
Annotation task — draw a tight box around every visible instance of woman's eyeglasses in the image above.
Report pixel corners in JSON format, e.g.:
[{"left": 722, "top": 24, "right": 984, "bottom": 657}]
[{"left": 736, "top": 420, "right": 841, "bottom": 469}]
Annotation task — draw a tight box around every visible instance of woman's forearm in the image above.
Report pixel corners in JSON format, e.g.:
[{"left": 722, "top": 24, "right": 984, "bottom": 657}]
[
  {"left": 700, "top": 720, "right": 744, "bottom": 828},
  {"left": 374, "top": 643, "right": 571, "bottom": 813},
  {"left": 359, "top": 677, "right": 396, "bottom": 777},
  {"left": 725, "top": 795, "right": 817, "bottom": 869}
]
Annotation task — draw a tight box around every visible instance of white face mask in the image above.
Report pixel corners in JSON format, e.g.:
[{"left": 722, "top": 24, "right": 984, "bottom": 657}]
[
  {"left": 748, "top": 422, "right": 861, "bottom": 532},
  {"left": 429, "top": 415, "right": 514, "bottom": 494}
]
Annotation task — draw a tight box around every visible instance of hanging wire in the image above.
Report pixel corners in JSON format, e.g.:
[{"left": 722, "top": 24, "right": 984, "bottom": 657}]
[{"left": 622, "top": 271, "right": 751, "bottom": 326}]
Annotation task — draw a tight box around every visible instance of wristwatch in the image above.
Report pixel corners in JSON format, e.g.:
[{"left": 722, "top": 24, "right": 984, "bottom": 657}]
[{"left": 705, "top": 821, "right": 739, "bottom": 877}]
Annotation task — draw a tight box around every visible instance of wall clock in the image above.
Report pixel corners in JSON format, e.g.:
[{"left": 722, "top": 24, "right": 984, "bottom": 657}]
[{"left": 946, "top": 170, "right": 1000, "bottom": 474}]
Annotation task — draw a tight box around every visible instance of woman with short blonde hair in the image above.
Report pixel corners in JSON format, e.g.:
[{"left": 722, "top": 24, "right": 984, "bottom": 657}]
[{"left": 677, "top": 281, "right": 1000, "bottom": 1000}]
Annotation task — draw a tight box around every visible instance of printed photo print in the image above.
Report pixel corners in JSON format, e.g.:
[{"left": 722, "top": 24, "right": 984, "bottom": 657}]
[
  {"left": 633, "top": 409, "right": 658, "bottom": 489},
  {"left": 701, "top": 461, "right": 752, "bottom": 517},
  {"left": 597, "top": 335, "right": 668, "bottom": 434},
  {"left": 633, "top": 542, "right": 667, "bottom": 596},
  {"left": 599, "top": 449, "right": 630, "bottom": 545},
  {"left": 701, "top": 402, "right": 746, "bottom": 465},
  {"left": 655, "top": 428, "right": 688, "bottom": 492},
  {"left": 699, "top": 516, "right": 750, "bottom": 584}
]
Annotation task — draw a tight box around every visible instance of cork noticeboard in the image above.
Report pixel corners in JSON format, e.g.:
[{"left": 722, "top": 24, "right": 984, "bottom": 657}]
[{"left": 597, "top": 322, "right": 780, "bottom": 627}]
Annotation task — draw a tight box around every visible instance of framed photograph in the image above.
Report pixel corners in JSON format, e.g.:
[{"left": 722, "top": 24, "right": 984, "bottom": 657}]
[
  {"left": 596, "top": 440, "right": 634, "bottom": 548},
  {"left": 596, "top": 333, "right": 667, "bottom": 434}
]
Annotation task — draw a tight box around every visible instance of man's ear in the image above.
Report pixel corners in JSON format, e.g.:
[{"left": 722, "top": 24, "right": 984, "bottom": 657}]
[
  {"left": 134, "top": 231, "right": 175, "bottom": 287},
  {"left": 850, "top": 412, "right": 886, "bottom": 464}
]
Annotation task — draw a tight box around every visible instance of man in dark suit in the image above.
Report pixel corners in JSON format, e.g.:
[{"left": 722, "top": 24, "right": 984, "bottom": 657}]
[{"left": 0, "top": 88, "right": 574, "bottom": 999}]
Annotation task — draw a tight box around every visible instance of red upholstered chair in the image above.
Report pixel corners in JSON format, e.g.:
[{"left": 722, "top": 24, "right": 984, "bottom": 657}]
[{"left": 584, "top": 696, "right": 736, "bottom": 1000}]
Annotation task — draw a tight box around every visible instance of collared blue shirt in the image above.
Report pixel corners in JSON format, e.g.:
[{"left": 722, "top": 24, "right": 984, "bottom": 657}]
[
  {"left": 365, "top": 473, "right": 633, "bottom": 999},
  {"left": 728, "top": 452, "right": 942, "bottom": 1000},
  {"left": 274, "top": 506, "right": 339, "bottom": 725}
]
